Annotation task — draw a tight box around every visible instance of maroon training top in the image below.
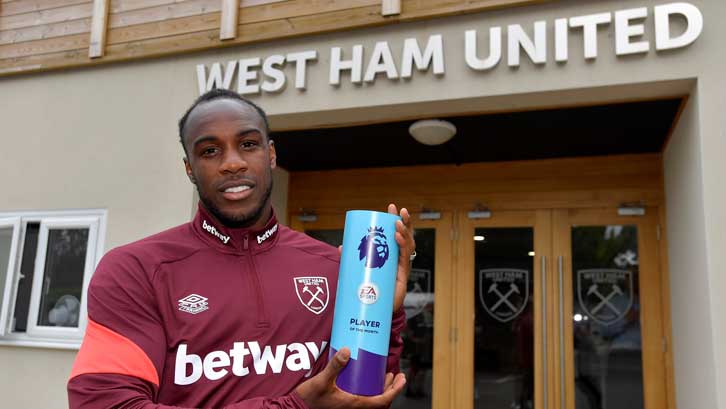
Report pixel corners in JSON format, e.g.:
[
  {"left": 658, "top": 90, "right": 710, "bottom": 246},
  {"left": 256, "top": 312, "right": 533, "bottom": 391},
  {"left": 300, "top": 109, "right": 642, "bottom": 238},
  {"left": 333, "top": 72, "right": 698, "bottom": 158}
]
[{"left": 67, "top": 204, "right": 405, "bottom": 408}]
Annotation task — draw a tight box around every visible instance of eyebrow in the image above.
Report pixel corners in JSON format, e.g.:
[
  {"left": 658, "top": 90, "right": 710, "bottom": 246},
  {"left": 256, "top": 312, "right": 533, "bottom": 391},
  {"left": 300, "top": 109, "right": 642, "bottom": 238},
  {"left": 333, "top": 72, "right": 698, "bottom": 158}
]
[{"left": 192, "top": 129, "right": 262, "bottom": 148}]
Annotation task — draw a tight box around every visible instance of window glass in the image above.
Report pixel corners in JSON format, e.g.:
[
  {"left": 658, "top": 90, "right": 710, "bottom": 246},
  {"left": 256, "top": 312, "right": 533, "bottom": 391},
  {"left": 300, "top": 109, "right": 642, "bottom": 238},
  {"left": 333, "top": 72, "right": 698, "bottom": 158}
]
[
  {"left": 572, "top": 225, "right": 644, "bottom": 409},
  {"left": 305, "top": 229, "right": 344, "bottom": 247},
  {"left": 36, "top": 228, "right": 89, "bottom": 328},
  {"left": 474, "top": 228, "right": 534, "bottom": 409},
  {"left": 13, "top": 223, "right": 39, "bottom": 332},
  {"left": 0, "top": 227, "right": 13, "bottom": 324}
]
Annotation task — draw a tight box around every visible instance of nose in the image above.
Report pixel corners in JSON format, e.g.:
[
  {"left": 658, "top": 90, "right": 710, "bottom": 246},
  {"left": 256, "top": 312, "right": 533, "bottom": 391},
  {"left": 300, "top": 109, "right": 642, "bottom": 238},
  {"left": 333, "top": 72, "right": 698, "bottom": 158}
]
[{"left": 219, "top": 149, "right": 248, "bottom": 174}]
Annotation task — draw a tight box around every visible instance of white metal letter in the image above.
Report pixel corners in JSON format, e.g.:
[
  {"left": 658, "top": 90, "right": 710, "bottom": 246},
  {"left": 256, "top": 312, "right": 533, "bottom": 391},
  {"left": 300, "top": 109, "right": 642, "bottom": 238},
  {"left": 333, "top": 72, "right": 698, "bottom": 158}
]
[
  {"left": 655, "top": 2, "right": 703, "bottom": 51},
  {"left": 329, "top": 45, "right": 363, "bottom": 85},
  {"left": 570, "top": 12, "right": 612, "bottom": 59},
  {"left": 364, "top": 41, "right": 399, "bottom": 82},
  {"left": 507, "top": 21, "right": 547, "bottom": 67},
  {"left": 286, "top": 50, "right": 318, "bottom": 89},
  {"left": 615, "top": 7, "right": 650, "bottom": 55},
  {"left": 261, "top": 54, "right": 286, "bottom": 93},
  {"left": 238, "top": 58, "right": 261, "bottom": 94},
  {"left": 465, "top": 28, "right": 502, "bottom": 70},
  {"left": 554, "top": 18, "right": 568, "bottom": 62},
  {"left": 401, "top": 34, "right": 445, "bottom": 78},
  {"left": 196, "top": 61, "right": 237, "bottom": 94}
]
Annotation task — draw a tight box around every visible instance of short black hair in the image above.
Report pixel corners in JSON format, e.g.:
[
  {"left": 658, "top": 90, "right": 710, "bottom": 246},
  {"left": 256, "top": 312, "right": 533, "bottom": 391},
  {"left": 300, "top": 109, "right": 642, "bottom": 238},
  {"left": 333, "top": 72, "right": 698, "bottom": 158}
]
[{"left": 178, "top": 88, "right": 270, "bottom": 155}]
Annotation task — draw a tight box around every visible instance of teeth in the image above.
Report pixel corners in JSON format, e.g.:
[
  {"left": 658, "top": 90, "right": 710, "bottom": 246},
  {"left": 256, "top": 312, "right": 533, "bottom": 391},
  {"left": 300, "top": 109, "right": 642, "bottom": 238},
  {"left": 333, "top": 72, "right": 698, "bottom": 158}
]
[{"left": 225, "top": 185, "right": 251, "bottom": 193}]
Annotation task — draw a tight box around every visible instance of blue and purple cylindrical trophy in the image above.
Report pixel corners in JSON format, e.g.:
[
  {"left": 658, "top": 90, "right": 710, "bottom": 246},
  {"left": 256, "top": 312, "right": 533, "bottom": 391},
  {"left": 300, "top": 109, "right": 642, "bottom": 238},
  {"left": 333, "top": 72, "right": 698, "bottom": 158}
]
[{"left": 330, "top": 210, "right": 400, "bottom": 396}]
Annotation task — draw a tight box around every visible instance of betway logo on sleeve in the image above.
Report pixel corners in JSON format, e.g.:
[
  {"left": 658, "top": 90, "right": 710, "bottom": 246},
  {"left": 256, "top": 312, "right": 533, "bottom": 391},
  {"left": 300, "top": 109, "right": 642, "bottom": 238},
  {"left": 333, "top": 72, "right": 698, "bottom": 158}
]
[
  {"left": 202, "top": 220, "right": 230, "bottom": 244},
  {"left": 257, "top": 224, "right": 278, "bottom": 245},
  {"left": 175, "top": 340, "right": 327, "bottom": 385}
]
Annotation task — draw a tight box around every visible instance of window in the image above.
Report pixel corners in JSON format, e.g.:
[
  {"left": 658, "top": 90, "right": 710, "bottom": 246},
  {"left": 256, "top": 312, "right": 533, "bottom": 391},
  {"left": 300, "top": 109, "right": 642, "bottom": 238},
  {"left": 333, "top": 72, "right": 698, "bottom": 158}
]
[{"left": 0, "top": 210, "right": 106, "bottom": 348}]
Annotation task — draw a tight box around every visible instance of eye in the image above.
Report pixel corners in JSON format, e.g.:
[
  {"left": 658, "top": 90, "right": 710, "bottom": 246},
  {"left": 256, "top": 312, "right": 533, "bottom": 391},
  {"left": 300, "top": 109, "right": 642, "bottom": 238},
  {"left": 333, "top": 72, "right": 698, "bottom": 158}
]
[
  {"left": 200, "top": 146, "right": 219, "bottom": 157},
  {"left": 241, "top": 140, "right": 259, "bottom": 150}
]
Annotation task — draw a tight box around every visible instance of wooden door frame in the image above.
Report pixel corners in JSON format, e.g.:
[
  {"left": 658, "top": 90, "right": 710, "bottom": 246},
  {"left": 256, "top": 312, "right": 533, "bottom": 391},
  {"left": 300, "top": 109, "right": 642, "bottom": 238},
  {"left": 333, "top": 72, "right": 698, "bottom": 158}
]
[
  {"left": 552, "top": 207, "right": 668, "bottom": 409},
  {"left": 454, "top": 210, "right": 552, "bottom": 409}
]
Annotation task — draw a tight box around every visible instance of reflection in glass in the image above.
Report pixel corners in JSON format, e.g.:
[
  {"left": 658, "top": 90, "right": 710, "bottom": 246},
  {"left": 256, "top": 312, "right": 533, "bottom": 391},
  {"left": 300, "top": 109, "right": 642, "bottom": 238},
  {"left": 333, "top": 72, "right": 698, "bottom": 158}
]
[
  {"left": 393, "top": 228, "right": 435, "bottom": 409},
  {"left": 474, "top": 228, "right": 534, "bottom": 409},
  {"left": 305, "top": 229, "right": 343, "bottom": 247},
  {"left": 0, "top": 227, "right": 13, "bottom": 323},
  {"left": 13, "top": 223, "right": 39, "bottom": 332},
  {"left": 571, "top": 225, "right": 643, "bottom": 409},
  {"left": 37, "top": 228, "right": 89, "bottom": 328}
]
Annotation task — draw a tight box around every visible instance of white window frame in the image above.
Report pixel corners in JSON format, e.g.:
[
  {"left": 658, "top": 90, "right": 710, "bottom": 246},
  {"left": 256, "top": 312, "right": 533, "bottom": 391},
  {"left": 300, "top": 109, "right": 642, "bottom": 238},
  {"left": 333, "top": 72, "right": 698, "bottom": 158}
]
[
  {"left": 0, "top": 217, "right": 22, "bottom": 337},
  {"left": 0, "top": 209, "right": 107, "bottom": 349}
]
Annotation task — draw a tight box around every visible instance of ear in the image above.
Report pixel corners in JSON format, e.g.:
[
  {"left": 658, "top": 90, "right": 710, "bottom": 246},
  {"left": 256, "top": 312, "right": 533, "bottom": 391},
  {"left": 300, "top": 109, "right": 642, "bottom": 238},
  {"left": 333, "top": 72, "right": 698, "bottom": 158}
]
[
  {"left": 268, "top": 139, "right": 277, "bottom": 169},
  {"left": 183, "top": 157, "right": 196, "bottom": 184}
]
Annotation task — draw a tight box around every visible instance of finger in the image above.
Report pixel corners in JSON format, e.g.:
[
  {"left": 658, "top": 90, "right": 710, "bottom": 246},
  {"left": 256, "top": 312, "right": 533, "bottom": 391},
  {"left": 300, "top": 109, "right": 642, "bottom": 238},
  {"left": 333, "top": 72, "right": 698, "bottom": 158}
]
[
  {"left": 368, "top": 373, "right": 406, "bottom": 406},
  {"left": 400, "top": 207, "right": 410, "bottom": 226},
  {"left": 338, "top": 245, "right": 342, "bottom": 255},
  {"left": 323, "top": 347, "right": 350, "bottom": 380},
  {"left": 383, "top": 372, "right": 394, "bottom": 390},
  {"left": 387, "top": 203, "right": 398, "bottom": 215}
]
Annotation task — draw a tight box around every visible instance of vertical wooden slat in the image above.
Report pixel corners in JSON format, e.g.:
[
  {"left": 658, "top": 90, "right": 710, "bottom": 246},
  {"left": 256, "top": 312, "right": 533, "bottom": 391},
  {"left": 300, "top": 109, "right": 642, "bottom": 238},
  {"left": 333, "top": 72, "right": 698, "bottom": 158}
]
[
  {"left": 381, "top": 0, "right": 401, "bottom": 16},
  {"left": 220, "top": 0, "right": 240, "bottom": 40},
  {"left": 88, "top": 0, "right": 109, "bottom": 58}
]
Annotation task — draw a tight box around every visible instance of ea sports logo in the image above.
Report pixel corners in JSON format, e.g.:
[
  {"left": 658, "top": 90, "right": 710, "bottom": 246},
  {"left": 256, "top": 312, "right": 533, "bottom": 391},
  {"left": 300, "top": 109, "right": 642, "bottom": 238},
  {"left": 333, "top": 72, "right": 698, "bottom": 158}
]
[
  {"left": 358, "top": 226, "right": 389, "bottom": 269},
  {"left": 358, "top": 283, "right": 379, "bottom": 304}
]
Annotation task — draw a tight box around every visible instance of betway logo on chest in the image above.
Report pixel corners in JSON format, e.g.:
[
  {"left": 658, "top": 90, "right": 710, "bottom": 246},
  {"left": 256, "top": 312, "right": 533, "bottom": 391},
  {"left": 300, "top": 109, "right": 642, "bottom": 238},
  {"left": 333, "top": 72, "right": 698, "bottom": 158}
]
[
  {"left": 257, "top": 224, "right": 278, "bottom": 244},
  {"left": 202, "top": 220, "right": 230, "bottom": 244},
  {"left": 175, "top": 340, "right": 327, "bottom": 385}
]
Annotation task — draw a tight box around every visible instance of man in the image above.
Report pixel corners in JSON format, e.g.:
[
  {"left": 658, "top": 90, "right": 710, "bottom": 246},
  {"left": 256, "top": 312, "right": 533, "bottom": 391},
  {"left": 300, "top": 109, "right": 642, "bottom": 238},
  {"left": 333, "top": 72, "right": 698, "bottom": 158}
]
[{"left": 67, "top": 88, "right": 415, "bottom": 408}]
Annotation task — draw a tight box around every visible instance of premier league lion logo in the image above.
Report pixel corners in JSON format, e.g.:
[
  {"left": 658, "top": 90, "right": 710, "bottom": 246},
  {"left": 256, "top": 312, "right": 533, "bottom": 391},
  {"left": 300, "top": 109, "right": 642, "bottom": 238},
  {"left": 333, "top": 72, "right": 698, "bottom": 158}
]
[{"left": 358, "top": 226, "right": 390, "bottom": 268}]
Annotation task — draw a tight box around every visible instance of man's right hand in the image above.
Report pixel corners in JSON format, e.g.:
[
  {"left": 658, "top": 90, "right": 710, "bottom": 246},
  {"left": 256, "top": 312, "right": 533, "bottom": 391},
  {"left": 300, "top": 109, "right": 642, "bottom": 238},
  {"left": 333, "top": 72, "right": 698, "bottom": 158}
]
[{"left": 295, "top": 348, "right": 406, "bottom": 409}]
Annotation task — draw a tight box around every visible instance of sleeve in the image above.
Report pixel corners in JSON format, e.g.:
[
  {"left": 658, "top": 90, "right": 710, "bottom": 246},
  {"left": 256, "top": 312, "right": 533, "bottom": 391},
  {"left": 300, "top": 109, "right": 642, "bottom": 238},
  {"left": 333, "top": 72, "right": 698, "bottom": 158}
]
[
  {"left": 385, "top": 306, "right": 406, "bottom": 374},
  {"left": 68, "top": 374, "right": 309, "bottom": 409},
  {"left": 67, "top": 249, "right": 309, "bottom": 409}
]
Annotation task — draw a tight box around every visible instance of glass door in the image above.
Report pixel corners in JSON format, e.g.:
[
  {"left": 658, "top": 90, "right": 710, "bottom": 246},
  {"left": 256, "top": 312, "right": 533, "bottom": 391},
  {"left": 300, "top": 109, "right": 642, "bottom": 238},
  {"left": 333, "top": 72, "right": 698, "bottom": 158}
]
[
  {"left": 552, "top": 208, "right": 668, "bottom": 409},
  {"left": 456, "top": 210, "right": 552, "bottom": 409},
  {"left": 290, "top": 211, "right": 455, "bottom": 409}
]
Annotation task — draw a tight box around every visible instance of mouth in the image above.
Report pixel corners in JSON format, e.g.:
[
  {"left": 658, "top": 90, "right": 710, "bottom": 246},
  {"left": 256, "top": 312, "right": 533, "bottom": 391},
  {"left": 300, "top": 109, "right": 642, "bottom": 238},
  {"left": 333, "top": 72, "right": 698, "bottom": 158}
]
[{"left": 219, "top": 181, "right": 254, "bottom": 201}]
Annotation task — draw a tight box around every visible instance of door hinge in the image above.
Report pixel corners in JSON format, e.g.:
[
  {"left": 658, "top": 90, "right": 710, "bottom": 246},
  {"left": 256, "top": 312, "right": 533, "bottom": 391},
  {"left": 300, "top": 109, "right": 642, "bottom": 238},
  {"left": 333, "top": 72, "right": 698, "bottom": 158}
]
[
  {"left": 657, "top": 224, "right": 662, "bottom": 241},
  {"left": 450, "top": 328, "right": 458, "bottom": 342},
  {"left": 662, "top": 337, "right": 668, "bottom": 353}
]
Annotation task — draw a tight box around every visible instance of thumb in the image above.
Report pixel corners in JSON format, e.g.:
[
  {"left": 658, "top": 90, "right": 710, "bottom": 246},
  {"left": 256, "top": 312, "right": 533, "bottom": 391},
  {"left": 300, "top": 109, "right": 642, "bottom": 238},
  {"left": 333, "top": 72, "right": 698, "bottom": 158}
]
[{"left": 323, "top": 347, "right": 350, "bottom": 380}]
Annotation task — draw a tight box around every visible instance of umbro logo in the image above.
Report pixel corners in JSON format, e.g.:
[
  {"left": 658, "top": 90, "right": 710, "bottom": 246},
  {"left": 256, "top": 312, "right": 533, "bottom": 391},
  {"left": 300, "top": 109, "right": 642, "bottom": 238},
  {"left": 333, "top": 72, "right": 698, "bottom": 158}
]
[{"left": 178, "top": 294, "right": 209, "bottom": 314}]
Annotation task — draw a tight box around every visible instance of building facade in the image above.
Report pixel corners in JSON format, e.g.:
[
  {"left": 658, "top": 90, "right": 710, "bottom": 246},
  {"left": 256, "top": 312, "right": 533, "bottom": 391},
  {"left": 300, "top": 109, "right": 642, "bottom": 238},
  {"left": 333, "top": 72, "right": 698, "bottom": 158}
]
[{"left": 1, "top": 0, "right": 724, "bottom": 408}]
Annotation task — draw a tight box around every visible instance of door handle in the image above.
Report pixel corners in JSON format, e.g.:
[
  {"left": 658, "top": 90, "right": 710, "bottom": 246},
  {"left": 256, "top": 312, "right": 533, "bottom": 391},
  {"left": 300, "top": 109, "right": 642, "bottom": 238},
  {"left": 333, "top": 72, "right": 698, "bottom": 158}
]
[
  {"left": 541, "top": 255, "right": 548, "bottom": 409},
  {"left": 558, "top": 256, "right": 565, "bottom": 409}
]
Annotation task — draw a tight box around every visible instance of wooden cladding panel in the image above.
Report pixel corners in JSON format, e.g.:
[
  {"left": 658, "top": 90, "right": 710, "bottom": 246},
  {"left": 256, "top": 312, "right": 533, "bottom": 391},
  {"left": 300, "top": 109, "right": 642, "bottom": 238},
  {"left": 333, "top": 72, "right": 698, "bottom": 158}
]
[
  {"left": 0, "top": 2, "right": 92, "bottom": 31},
  {"left": 0, "top": 0, "right": 548, "bottom": 76},
  {"left": 0, "top": 0, "right": 370, "bottom": 58},
  {"left": 0, "top": 0, "right": 90, "bottom": 17},
  {"left": 288, "top": 154, "right": 665, "bottom": 213}
]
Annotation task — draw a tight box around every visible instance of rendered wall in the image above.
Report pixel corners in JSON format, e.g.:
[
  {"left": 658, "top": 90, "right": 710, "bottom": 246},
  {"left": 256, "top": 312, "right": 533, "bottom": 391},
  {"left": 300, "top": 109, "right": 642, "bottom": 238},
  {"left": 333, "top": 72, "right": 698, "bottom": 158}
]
[{"left": 663, "top": 90, "right": 719, "bottom": 409}]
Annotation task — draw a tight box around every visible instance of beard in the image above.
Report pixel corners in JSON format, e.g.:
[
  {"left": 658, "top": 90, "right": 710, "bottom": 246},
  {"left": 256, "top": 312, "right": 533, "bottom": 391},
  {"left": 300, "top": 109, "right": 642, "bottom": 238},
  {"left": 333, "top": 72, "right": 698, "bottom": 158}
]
[{"left": 198, "top": 176, "right": 274, "bottom": 229}]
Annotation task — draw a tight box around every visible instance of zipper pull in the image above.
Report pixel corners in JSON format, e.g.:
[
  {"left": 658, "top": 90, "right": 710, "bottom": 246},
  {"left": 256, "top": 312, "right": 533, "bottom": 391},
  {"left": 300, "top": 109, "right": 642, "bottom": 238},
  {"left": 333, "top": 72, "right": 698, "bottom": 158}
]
[{"left": 243, "top": 235, "right": 248, "bottom": 250}]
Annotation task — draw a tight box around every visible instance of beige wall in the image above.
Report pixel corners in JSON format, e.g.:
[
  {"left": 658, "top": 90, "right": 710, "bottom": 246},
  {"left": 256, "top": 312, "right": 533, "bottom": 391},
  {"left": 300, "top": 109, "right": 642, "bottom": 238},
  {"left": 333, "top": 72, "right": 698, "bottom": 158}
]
[
  {"left": 1, "top": 0, "right": 725, "bottom": 407},
  {"left": 663, "top": 90, "right": 719, "bottom": 409}
]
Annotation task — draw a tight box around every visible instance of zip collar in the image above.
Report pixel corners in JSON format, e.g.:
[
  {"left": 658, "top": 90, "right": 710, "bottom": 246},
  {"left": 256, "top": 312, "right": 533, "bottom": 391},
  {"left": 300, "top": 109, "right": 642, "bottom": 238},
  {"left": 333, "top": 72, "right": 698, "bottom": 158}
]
[{"left": 192, "top": 203, "right": 280, "bottom": 253}]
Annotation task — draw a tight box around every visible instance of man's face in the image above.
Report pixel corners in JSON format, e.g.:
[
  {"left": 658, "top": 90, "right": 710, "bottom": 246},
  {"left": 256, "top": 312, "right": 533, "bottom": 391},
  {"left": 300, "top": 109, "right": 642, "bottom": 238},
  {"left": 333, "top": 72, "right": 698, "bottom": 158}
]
[{"left": 182, "top": 99, "right": 276, "bottom": 228}]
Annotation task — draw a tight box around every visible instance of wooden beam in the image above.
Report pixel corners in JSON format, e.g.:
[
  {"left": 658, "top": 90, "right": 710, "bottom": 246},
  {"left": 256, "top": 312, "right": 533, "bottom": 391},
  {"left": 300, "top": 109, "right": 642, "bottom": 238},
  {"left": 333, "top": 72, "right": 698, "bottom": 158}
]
[
  {"left": 220, "top": 0, "right": 240, "bottom": 40},
  {"left": 381, "top": 0, "right": 400, "bottom": 16},
  {"left": 88, "top": 0, "right": 109, "bottom": 58}
]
